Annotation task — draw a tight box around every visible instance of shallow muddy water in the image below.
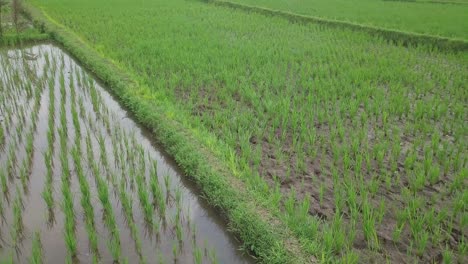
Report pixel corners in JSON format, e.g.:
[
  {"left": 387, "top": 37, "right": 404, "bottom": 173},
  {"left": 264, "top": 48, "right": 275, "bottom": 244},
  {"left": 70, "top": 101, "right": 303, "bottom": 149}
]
[{"left": 0, "top": 44, "right": 254, "bottom": 263}]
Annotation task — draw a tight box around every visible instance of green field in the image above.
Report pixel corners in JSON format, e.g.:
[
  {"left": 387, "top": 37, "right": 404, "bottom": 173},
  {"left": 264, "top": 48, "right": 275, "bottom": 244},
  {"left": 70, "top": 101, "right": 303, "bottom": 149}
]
[
  {"left": 224, "top": 0, "right": 468, "bottom": 39},
  {"left": 0, "top": 0, "right": 467, "bottom": 262}
]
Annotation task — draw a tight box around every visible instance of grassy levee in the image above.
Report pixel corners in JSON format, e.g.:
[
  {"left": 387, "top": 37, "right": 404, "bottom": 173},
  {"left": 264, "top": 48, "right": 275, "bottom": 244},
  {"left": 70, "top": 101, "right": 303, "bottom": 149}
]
[
  {"left": 208, "top": 0, "right": 468, "bottom": 52},
  {"left": 0, "top": 5, "right": 48, "bottom": 46},
  {"left": 0, "top": 31, "right": 48, "bottom": 46},
  {"left": 215, "top": 0, "right": 468, "bottom": 40},
  {"left": 22, "top": 3, "right": 311, "bottom": 263},
  {"left": 383, "top": 0, "right": 468, "bottom": 4}
]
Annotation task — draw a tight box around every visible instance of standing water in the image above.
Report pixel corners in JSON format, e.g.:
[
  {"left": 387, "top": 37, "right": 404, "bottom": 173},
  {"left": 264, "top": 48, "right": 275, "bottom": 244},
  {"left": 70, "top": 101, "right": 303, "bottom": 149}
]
[{"left": 0, "top": 44, "right": 254, "bottom": 264}]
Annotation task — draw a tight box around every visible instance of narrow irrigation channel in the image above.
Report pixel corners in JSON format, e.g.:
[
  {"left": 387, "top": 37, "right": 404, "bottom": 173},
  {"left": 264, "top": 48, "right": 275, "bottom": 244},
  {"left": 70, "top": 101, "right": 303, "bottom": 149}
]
[{"left": 0, "top": 44, "right": 254, "bottom": 264}]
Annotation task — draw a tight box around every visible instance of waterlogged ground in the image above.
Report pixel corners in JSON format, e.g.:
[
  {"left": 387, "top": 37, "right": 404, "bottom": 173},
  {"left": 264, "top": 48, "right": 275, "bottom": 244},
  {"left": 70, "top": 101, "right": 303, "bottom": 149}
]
[{"left": 0, "top": 44, "right": 253, "bottom": 264}]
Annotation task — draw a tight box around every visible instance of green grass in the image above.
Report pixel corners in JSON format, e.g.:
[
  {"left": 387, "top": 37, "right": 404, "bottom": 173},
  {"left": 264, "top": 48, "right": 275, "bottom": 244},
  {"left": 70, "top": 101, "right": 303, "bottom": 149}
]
[
  {"left": 222, "top": 0, "right": 468, "bottom": 39},
  {"left": 25, "top": 0, "right": 468, "bottom": 262}
]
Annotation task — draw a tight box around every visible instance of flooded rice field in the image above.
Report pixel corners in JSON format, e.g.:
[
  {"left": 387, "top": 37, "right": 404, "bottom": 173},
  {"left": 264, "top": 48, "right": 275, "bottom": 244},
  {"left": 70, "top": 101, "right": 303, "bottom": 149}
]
[{"left": 0, "top": 44, "right": 253, "bottom": 263}]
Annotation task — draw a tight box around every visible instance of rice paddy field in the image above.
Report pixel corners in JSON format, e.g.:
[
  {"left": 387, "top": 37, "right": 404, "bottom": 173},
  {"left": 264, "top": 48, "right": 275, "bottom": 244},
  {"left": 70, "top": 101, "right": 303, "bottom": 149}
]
[
  {"left": 0, "top": 44, "right": 253, "bottom": 263},
  {"left": 0, "top": 0, "right": 467, "bottom": 263},
  {"left": 224, "top": 0, "right": 468, "bottom": 39}
]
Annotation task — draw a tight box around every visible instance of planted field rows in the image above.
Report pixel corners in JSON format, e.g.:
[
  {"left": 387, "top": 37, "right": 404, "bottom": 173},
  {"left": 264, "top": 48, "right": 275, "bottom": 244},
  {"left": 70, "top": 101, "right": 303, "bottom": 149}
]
[
  {"left": 224, "top": 0, "right": 468, "bottom": 39},
  {"left": 0, "top": 44, "right": 252, "bottom": 263}
]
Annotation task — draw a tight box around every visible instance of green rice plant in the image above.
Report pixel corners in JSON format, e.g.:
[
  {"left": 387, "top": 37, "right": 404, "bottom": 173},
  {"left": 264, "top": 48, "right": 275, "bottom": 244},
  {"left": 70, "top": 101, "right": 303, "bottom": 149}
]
[
  {"left": 64, "top": 221, "right": 77, "bottom": 258},
  {"left": 85, "top": 132, "right": 122, "bottom": 261},
  {"left": 98, "top": 133, "right": 110, "bottom": 174},
  {"left": 322, "top": 213, "right": 347, "bottom": 258},
  {"left": 87, "top": 223, "right": 98, "bottom": 255},
  {"left": 345, "top": 182, "right": 358, "bottom": 221},
  {"left": 157, "top": 252, "right": 165, "bottom": 264},
  {"left": 193, "top": 245, "right": 203, "bottom": 264},
  {"left": 0, "top": 169, "right": 6, "bottom": 197},
  {"left": 409, "top": 169, "right": 426, "bottom": 193},
  {"left": 458, "top": 237, "right": 467, "bottom": 258},
  {"left": 368, "top": 176, "right": 380, "bottom": 197},
  {"left": 71, "top": 104, "right": 81, "bottom": 140},
  {"left": 284, "top": 188, "right": 296, "bottom": 218},
  {"left": 172, "top": 242, "right": 178, "bottom": 263},
  {"left": 112, "top": 140, "right": 121, "bottom": 169},
  {"left": 71, "top": 145, "right": 98, "bottom": 254},
  {"left": 103, "top": 111, "right": 111, "bottom": 133},
  {"left": 25, "top": 132, "right": 34, "bottom": 158},
  {"left": 19, "top": 160, "right": 28, "bottom": 192},
  {"left": 119, "top": 180, "right": 133, "bottom": 220},
  {"left": 15, "top": 123, "right": 22, "bottom": 141},
  {"left": 11, "top": 187, "right": 23, "bottom": 247},
  {"left": 89, "top": 81, "right": 100, "bottom": 116},
  {"left": 59, "top": 70, "right": 66, "bottom": 98},
  {"left": 96, "top": 177, "right": 110, "bottom": 216},
  {"left": 136, "top": 176, "right": 153, "bottom": 225},
  {"left": 450, "top": 168, "right": 466, "bottom": 193},
  {"left": 0, "top": 125, "right": 4, "bottom": 148},
  {"left": 392, "top": 222, "right": 405, "bottom": 243},
  {"left": 58, "top": 119, "right": 77, "bottom": 259},
  {"left": 150, "top": 166, "right": 166, "bottom": 216},
  {"left": 46, "top": 127, "right": 54, "bottom": 151},
  {"left": 270, "top": 182, "right": 282, "bottom": 209},
  {"left": 376, "top": 199, "right": 386, "bottom": 225},
  {"left": 44, "top": 146, "right": 53, "bottom": 170},
  {"left": 0, "top": 252, "right": 13, "bottom": 264},
  {"left": 108, "top": 234, "right": 121, "bottom": 263},
  {"left": 452, "top": 190, "right": 467, "bottom": 219},
  {"left": 404, "top": 150, "right": 417, "bottom": 171},
  {"left": 164, "top": 174, "right": 171, "bottom": 198},
  {"left": 153, "top": 218, "right": 160, "bottom": 239},
  {"left": 6, "top": 143, "right": 17, "bottom": 180},
  {"left": 78, "top": 97, "right": 86, "bottom": 119},
  {"left": 131, "top": 222, "right": 144, "bottom": 258},
  {"left": 119, "top": 174, "right": 144, "bottom": 258},
  {"left": 0, "top": 193, "right": 3, "bottom": 219},
  {"left": 362, "top": 199, "right": 380, "bottom": 250},
  {"left": 442, "top": 247, "right": 454, "bottom": 264},
  {"left": 209, "top": 248, "right": 218, "bottom": 264},
  {"left": 30, "top": 232, "right": 43, "bottom": 264},
  {"left": 59, "top": 104, "right": 67, "bottom": 138},
  {"left": 414, "top": 230, "right": 429, "bottom": 256},
  {"left": 48, "top": 106, "right": 55, "bottom": 143},
  {"left": 137, "top": 155, "right": 146, "bottom": 176},
  {"left": 41, "top": 185, "right": 53, "bottom": 211},
  {"left": 175, "top": 219, "right": 183, "bottom": 243},
  {"left": 175, "top": 187, "right": 182, "bottom": 208}
]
